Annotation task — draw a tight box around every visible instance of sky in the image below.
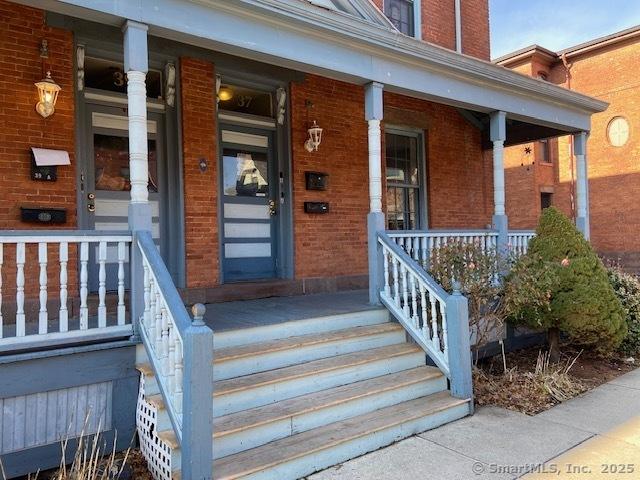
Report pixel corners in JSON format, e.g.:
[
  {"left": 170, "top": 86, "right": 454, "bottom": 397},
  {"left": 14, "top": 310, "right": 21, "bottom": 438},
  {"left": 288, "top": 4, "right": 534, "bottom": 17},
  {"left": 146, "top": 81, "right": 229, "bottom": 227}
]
[{"left": 489, "top": 0, "right": 640, "bottom": 59}]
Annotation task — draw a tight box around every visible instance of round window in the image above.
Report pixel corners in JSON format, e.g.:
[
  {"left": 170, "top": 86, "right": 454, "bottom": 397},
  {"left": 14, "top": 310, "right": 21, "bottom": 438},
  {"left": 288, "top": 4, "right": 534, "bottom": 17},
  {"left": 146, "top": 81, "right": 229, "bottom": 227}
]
[{"left": 607, "top": 116, "right": 630, "bottom": 147}]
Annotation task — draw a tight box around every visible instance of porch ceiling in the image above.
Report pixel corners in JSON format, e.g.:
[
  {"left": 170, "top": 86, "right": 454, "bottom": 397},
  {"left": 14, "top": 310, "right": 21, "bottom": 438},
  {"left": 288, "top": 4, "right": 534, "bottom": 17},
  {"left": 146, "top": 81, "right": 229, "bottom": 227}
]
[{"left": 16, "top": 0, "right": 608, "bottom": 132}]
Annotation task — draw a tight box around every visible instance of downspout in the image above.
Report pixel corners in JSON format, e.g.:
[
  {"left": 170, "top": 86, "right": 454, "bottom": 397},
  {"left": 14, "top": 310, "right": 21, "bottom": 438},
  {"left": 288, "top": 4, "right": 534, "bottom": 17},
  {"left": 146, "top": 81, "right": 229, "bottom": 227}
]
[
  {"left": 454, "top": 0, "right": 462, "bottom": 53},
  {"left": 561, "top": 53, "right": 577, "bottom": 222}
]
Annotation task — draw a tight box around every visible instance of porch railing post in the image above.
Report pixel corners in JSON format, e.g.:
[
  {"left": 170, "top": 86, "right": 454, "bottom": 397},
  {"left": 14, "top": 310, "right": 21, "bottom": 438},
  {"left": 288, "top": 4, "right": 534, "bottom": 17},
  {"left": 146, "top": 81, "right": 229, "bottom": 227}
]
[
  {"left": 445, "top": 284, "right": 473, "bottom": 412},
  {"left": 365, "top": 82, "right": 385, "bottom": 305},
  {"left": 574, "top": 131, "right": 590, "bottom": 239},
  {"left": 490, "top": 111, "right": 509, "bottom": 256},
  {"left": 182, "top": 304, "right": 214, "bottom": 479},
  {"left": 123, "top": 20, "right": 152, "bottom": 337}
]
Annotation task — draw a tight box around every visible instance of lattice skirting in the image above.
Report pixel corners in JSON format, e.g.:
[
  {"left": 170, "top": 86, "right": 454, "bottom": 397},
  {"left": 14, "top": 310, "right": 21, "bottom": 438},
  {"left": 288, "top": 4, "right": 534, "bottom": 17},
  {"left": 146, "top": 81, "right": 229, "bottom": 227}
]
[{"left": 136, "top": 374, "right": 174, "bottom": 480}]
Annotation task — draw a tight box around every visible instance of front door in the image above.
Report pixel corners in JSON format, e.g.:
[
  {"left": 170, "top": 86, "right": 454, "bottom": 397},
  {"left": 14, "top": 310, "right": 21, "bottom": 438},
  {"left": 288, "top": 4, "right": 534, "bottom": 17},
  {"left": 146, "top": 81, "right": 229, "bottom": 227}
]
[
  {"left": 220, "top": 126, "right": 278, "bottom": 282},
  {"left": 82, "top": 105, "right": 164, "bottom": 290}
]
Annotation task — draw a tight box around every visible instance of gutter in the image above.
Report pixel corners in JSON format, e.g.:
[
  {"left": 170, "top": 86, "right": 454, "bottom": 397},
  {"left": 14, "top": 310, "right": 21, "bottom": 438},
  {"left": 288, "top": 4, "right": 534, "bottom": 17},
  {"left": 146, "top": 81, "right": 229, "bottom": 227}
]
[{"left": 454, "top": 0, "right": 462, "bottom": 53}]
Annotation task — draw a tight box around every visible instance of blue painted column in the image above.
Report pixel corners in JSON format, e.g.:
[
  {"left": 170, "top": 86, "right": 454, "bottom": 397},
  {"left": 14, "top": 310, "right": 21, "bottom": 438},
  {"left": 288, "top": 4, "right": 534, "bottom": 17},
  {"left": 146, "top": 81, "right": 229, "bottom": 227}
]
[
  {"left": 574, "top": 131, "right": 590, "bottom": 239},
  {"left": 365, "top": 82, "right": 385, "bottom": 305},
  {"left": 490, "top": 111, "right": 508, "bottom": 255},
  {"left": 123, "top": 20, "right": 152, "bottom": 337}
]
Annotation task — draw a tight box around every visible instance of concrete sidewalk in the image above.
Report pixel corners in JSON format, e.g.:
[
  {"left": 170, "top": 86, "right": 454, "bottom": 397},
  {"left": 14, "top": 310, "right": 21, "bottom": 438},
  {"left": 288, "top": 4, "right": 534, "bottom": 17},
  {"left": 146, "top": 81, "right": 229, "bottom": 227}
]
[{"left": 308, "top": 368, "right": 640, "bottom": 480}]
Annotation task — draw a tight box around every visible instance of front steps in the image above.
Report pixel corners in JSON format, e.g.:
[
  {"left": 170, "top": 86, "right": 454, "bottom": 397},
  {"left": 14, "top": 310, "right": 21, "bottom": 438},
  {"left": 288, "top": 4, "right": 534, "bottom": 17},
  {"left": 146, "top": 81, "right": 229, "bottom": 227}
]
[{"left": 136, "top": 309, "right": 471, "bottom": 480}]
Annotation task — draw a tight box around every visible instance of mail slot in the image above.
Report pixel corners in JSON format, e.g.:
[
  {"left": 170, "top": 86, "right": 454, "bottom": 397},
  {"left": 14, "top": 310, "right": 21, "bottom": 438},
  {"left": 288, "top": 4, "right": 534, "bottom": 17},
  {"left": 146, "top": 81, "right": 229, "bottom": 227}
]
[
  {"left": 304, "top": 202, "right": 329, "bottom": 214},
  {"left": 21, "top": 207, "right": 67, "bottom": 224}
]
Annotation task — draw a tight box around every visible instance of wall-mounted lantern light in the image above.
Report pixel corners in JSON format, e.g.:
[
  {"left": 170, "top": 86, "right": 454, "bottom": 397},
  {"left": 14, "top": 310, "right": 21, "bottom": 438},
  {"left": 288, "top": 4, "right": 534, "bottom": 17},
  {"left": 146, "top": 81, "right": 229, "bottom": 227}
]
[
  {"left": 304, "top": 120, "right": 323, "bottom": 152},
  {"left": 35, "top": 71, "right": 61, "bottom": 119}
]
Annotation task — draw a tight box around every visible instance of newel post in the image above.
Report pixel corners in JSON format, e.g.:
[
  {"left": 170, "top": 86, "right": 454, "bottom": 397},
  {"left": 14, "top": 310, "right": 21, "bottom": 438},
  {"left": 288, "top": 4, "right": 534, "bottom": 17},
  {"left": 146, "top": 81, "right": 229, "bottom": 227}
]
[
  {"left": 123, "top": 20, "right": 152, "bottom": 338},
  {"left": 182, "top": 303, "right": 214, "bottom": 479},
  {"left": 445, "top": 284, "right": 473, "bottom": 413},
  {"left": 365, "top": 82, "right": 385, "bottom": 305}
]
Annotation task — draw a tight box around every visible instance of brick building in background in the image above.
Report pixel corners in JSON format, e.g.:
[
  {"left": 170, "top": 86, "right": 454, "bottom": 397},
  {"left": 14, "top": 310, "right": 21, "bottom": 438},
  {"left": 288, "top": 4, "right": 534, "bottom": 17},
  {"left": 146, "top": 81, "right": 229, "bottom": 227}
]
[{"left": 497, "top": 26, "right": 640, "bottom": 270}]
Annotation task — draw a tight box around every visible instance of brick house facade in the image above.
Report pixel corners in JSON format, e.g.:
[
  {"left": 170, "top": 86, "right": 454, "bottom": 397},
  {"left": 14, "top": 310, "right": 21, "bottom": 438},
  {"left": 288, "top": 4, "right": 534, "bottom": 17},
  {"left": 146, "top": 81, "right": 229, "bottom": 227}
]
[
  {"left": 498, "top": 26, "right": 640, "bottom": 270},
  {"left": 0, "top": 0, "right": 496, "bottom": 302}
]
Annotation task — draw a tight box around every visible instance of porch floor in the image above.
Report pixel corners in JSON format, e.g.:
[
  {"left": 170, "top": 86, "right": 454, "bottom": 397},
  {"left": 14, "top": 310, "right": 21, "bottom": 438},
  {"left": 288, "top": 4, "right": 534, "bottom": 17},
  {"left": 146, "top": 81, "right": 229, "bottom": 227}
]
[{"left": 203, "top": 289, "right": 378, "bottom": 332}]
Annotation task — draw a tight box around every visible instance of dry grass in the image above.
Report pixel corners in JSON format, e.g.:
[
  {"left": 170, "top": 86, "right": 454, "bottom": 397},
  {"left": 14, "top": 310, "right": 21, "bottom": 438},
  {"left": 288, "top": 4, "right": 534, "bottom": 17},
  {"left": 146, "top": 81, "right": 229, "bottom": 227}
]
[
  {"left": 0, "top": 418, "right": 137, "bottom": 480},
  {"left": 474, "top": 350, "right": 588, "bottom": 415}
]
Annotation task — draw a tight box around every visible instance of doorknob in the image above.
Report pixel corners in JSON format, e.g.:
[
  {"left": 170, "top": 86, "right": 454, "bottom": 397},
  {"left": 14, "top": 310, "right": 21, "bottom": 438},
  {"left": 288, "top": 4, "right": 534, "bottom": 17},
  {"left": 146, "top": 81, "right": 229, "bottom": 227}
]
[
  {"left": 87, "top": 192, "right": 96, "bottom": 212},
  {"left": 268, "top": 199, "right": 277, "bottom": 216}
]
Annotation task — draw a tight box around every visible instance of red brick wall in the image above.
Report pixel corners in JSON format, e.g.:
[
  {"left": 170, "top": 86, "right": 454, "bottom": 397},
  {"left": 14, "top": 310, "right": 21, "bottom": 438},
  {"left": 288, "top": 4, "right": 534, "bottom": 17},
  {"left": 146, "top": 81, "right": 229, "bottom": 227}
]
[
  {"left": 290, "top": 75, "right": 370, "bottom": 279},
  {"left": 0, "top": 0, "right": 75, "bottom": 230},
  {"left": 0, "top": 0, "right": 77, "bottom": 304},
  {"left": 290, "top": 76, "right": 492, "bottom": 281},
  {"left": 460, "top": 0, "right": 490, "bottom": 60},
  {"left": 180, "top": 58, "right": 219, "bottom": 288},
  {"left": 552, "top": 41, "right": 640, "bottom": 264},
  {"left": 504, "top": 39, "right": 640, "bottom": 270},
  {"left": 369, "top": 0, "right": 490, "bottom": 59}
]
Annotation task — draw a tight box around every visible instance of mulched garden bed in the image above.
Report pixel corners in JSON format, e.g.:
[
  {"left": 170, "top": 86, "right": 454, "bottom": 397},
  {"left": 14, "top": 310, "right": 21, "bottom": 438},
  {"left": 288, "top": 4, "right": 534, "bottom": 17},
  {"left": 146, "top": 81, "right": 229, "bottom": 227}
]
[{"left": 474, "top": 344, "right": 637, "bottom": 415}]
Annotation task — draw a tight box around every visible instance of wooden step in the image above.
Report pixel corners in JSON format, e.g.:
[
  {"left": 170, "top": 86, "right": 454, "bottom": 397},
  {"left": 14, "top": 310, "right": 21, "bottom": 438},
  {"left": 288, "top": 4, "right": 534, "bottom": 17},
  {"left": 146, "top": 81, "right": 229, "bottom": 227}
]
[
  {"left": 136, "top": 363, "right": 155, "bottom": 377},
  {"left": 214, "top": 366, "right": 442, "bottom": 438},
  {"left": 215, "top": 322, "right": 404, "bottom": 363},
  {"left": 214, "top": 343, "right": 421, "bottom": 396},
  {"left": 213, "top": 392, "right": 470, "bottom": 479},
  {"left": 212, "top": 366, "right": 445, "bottom": 459},
  {"left": 214, "top": 309, "right": 389, "bottom": 350},
  {"left": 213, "top": 343, "right": 424, "bottom": 416}
]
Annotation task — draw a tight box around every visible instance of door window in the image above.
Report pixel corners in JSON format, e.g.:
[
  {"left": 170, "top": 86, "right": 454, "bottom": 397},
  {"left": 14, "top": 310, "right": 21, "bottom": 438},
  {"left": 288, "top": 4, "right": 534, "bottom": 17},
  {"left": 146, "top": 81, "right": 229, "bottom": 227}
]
[
  {"left": 222, "top": 149, "right": 269, "bottom": 197},
  {"left": 94, "top": 134, "right": 158, "bottom": 192},
  {"left": 386, "top": 132, "right": 422, "bottom": 230}
]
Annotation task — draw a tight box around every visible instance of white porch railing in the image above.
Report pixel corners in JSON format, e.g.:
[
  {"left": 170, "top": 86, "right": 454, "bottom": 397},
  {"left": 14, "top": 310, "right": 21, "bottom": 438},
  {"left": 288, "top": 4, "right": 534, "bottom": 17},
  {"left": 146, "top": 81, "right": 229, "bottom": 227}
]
[
  {"left": 0, "top": 231, "right": 133, "bottom": 351},
  {"left": 377, "top": 232, "right": 472, "bottom": 401},
  {"left": 508, "top": 230, "right": 536, "bottom": 256},
  {"left": 136, "top": 230, "right": 213, "bottom": 473},
  {"left": 387, "top": 230, "right": 499, "bottom": 267}
]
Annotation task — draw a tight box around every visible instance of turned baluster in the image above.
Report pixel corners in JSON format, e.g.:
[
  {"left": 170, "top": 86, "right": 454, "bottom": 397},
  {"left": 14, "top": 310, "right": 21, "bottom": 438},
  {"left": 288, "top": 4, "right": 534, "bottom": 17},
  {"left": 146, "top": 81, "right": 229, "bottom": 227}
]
[
  {"left": 38, "top": 243, "right": 48, "bottom": 334},
  {"left": 59, "top": 242, "right": 68, "bottom": 332}
]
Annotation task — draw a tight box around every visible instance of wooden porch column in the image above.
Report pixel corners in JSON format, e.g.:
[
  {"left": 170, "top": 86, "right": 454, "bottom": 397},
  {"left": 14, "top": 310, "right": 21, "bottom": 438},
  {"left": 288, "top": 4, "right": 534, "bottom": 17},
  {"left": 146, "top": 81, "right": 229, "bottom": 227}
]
[
  {"left": 574, "top": 131, "right": 590, "bottom": 239},
  {"left": 123, "top": 20, "right": 151, "bottom": 335},
  {"left": 365, "top": 82, "right": 385, "bottom": 305},
  {"left": 490, "top": 111, "right": 508, "bottom": 252}
]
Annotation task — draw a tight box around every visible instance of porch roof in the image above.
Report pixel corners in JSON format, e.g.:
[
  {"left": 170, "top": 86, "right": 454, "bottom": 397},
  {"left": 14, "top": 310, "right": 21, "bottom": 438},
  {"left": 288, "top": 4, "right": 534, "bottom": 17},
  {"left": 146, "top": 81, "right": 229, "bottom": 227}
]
[{"left": 22, "top": 0, "right": 607, "bottom": 133}]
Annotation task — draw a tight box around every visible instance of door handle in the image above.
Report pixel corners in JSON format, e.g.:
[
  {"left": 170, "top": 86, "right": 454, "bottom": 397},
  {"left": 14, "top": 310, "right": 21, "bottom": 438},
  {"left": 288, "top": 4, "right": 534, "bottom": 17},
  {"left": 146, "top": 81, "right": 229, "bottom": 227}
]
[{"left": 268, "top": 199, "right": 277, "bottom": 216}]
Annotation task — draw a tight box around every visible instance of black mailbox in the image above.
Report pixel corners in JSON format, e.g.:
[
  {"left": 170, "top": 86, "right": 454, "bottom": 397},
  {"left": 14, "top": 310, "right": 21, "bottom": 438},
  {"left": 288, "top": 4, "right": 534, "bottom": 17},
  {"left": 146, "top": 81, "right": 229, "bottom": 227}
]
[
  {"left": 305, "top": 171, "right": 328, "bottom": 191},
  {"left": 304, "top": 202, "right": 329, "bottom": 214},
  {"left": 21, "top": 207, "right": 67, "bottom": 224}
]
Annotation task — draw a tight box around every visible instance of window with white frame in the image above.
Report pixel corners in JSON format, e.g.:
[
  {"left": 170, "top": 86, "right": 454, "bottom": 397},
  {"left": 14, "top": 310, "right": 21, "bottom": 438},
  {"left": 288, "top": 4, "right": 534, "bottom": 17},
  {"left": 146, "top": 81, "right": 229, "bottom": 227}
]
[{"left": 385, "top": 0, "right": 416, "bottom": 37}]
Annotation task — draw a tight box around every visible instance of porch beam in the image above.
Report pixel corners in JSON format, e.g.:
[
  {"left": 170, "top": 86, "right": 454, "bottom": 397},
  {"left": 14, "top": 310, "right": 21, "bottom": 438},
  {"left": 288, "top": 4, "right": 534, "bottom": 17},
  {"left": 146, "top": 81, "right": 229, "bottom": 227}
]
[
  {"left": 123, "top": 19, "right": 151, "bottom": 336},
  {"left": 25, "top": 0, "right": 606, "bottom": 132},
  {"left": 574, "top": 132, "right": 590, "bottom": 239},
  {"left": 365, "top": 82, "right": 385, "bottom": 305},
  {"left": 490, "top": 111, "right": 508, "bottom": 252}
]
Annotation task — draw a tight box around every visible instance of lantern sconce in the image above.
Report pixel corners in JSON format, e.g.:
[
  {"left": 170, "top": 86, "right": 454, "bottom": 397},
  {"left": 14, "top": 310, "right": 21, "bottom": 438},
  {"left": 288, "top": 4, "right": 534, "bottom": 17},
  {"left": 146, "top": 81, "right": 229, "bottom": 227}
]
[
  {"left": 304, "top": 120, "right": 323, "bottom": 153},
  {"left": 35, "top": 71, "right": 61, "bottom": 118},
  {"left": 35, "top": 40, "right": 61, "bottom": 119}
]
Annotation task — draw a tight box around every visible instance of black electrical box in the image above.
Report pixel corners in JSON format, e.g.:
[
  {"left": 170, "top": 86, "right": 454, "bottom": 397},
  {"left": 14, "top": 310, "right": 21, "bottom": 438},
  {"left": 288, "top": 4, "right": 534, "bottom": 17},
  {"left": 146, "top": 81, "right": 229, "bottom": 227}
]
[
  {"left": 304, "top": 202, "right": 329, "bottom": 214},
  {"left": 21, "top": 207, "right": 67, "bottom": 224},
  {"left": 305, "top": 171, "right": 328, "bottom": 191}
]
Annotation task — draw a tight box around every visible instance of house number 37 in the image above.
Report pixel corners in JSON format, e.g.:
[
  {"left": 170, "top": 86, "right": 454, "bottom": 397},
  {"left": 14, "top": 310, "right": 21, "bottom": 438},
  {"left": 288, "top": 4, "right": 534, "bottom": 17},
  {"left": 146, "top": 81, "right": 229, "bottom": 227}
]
[{"left": 237, "top": 95, "right": 253, "bottom": 108}]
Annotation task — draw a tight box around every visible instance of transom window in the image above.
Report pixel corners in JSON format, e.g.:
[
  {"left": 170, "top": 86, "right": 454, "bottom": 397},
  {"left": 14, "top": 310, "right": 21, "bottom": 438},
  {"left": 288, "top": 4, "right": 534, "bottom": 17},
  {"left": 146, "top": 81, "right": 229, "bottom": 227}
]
[
  {"left": 386, "top": 132, "right": 423, "bottom": 230},
  {"left": 84, "top": 57, "right": 163, "bottom": 99},
  {"left": 385, "top": 0, "right": 415, "bottom": 37}
]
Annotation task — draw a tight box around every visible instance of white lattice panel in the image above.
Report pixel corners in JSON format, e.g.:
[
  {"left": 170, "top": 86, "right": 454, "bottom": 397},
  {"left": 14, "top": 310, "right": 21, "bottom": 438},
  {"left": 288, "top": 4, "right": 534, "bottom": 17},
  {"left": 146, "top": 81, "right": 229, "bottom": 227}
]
[{"left": 136, "top": 374, "right": 174, "bottom": 480}]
